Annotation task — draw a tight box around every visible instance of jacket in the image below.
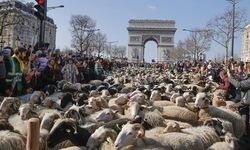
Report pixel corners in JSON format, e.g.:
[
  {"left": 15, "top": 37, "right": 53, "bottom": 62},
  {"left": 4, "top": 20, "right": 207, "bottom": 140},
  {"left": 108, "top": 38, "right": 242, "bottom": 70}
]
[{"left": 228, "top": 71, "right": 250, "bottom": 105}]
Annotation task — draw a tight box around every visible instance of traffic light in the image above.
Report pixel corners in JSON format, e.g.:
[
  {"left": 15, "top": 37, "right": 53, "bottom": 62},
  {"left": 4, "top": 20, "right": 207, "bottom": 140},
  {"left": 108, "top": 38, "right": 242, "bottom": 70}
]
[{"left": 34, "top": 0, "right": 46, "bottom": 20}]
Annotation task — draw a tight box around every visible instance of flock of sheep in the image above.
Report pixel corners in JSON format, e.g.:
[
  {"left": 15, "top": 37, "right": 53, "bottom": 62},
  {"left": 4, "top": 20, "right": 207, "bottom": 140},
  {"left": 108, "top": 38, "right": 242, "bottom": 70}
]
[{"left": 0, "top": 66, "right": 248, "bottom": 150}]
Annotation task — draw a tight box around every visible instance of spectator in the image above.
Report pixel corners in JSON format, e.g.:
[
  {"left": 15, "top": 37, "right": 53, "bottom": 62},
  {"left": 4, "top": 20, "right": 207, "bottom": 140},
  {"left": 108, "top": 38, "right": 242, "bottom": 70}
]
[
  {"left": 215, "top": 70, "right": 231, "bottom": 99},
  {"left": 41, "top": 57, "right": 61, "bottom": 87},
  {"left": 37, "top": 51, "right": 48, "bottom": 72},
  {"left": 94, "top": 58, "right": 104, "bottom": 80},
  {"left": 24, "top": 53, "right": 41, "bottom": 92},
  {"left": 5, "top": 47, "right": 28, "bottom": 96},
  {"left": 227, "top": 63, "right": 250, "bottom": 136},
  {"left": 61, "top": 58, "right": 79, "bottom": 83}
]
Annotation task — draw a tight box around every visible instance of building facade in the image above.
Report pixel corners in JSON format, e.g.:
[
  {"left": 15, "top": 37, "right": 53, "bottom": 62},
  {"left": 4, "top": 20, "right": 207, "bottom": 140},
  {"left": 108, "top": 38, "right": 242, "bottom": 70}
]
[
  {"left": 241, "top": 22, "right": 250, "bottom": 62},
  {"left": 0, "top": 0, "right": 56, "bottom": 50}
]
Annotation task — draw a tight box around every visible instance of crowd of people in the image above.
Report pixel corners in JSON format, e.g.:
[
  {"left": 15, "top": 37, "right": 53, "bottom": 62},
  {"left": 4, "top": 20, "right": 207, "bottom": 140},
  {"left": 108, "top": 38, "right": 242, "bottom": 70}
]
[{"left": 0, "top": 47, "right": 126, "bottom": 97}]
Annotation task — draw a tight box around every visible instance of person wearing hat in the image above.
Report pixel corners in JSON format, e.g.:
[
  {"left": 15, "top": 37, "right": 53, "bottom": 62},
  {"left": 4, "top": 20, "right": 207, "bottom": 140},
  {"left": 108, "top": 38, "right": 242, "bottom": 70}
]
[{"left": 4, "top": 47, "right": 28, "bottom": 96}]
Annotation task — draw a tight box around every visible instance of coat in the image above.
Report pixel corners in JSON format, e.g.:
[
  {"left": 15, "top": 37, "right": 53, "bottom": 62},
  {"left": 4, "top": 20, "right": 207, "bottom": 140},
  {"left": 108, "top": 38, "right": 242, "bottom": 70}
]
[{"left": 228, "top": 71, "right": 250, "bottom": 105}]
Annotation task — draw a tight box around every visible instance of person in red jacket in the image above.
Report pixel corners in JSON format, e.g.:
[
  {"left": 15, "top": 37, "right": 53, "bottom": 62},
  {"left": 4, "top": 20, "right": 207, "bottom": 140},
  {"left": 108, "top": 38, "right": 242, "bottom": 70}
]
[{"left": 216, "top": 70, "right": 231, "bottom": 99}]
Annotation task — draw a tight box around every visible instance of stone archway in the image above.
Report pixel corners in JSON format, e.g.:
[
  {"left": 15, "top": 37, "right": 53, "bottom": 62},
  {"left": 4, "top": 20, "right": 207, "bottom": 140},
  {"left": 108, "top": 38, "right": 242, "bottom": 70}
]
[{"left": 127, "top": 20, "right": 176, "bottom": 62}]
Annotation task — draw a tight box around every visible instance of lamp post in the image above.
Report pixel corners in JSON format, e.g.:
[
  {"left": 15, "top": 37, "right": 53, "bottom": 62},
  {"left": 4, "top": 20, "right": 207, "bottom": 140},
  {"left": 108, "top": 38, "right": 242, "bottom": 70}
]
[
  {"left": 47, "top": 5, "right": 64, "bottom": 11},
  {"left": 107, "top": 41, "right": 118, "bottom": 59},
  {"left": 183, "top": 28, "right": 212, "bottom": 60},
  {"left": 226, "top": 0, "right": 238, "bottom": 58}
]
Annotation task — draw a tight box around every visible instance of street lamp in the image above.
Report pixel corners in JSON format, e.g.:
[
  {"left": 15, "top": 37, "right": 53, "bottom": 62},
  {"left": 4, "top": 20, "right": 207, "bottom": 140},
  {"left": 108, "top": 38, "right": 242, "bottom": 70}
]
[
  {"left": 47, "top": 5, "right": 64, "bottom": 11},
  {"left": 107, "top": 41, "right": 118, "bottom": 59},
  {"left": 226, "top": 0, "right": 239, "bottom": 58}
]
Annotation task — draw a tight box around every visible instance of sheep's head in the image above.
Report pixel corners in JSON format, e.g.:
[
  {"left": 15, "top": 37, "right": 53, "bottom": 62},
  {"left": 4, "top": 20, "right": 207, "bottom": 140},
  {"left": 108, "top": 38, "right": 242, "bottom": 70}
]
[
  {"left": 88, "top": 97, "right": 101, "bottom": 110},
  {"left": 87, "top": 126, "right": 117, "bottom": 150},
  {"left": 47, "top": 118, "right": 78, "bottom": 148},
  {"left": 129, "top": 93, "right": 147, "bottom": 105},
  {"left": 203, "top": 118, "right": 226, "bottom": 136},
  {"left": 0, "top": 97, "right": 20, "bottom": 116},
  {"left": 18, "top": 104, "right": 37, "bottom": 120},
  {"left": 42, "top": 98, "right": 54, "bottom": 108},
  {"left": 89, "top": 90, "right": 100, "bottom": 97},
  {"left": 114, "top": 123, "right": 145, "bottom": 150},
  {"left": 40, "top": 112, "right": 60, "bottom": 131},
  {"left": 83, "top": 105, "right": 95, "bottom": 115},
  {"left": 163, "top": 122, "right": 181, "bottom": 133},
  {"left": 194, "top": 92, "right": 210, "bottom": 109},
  {"left": 64, "top": 105, "right": 86, "bottom": 124},
  {"left": 115, "top": 94, "right": 129, "bottom": 106},
  {"left": 94, "top": 109, "right": 116, "bottom": 122}
]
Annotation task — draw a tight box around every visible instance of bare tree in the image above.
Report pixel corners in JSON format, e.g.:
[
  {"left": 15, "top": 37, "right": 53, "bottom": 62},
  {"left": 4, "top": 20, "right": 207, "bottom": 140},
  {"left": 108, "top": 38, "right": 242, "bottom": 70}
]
[
  {"left": 207, "top": 0, "right": 247, "bottom": 60},
  {"left": 92, "top": 32, "right": 107, "bottom": 57},
  {"left": 184, "top": 28, "right": 212, "bottom": 61},
  {"left": 70, "top": 15, "right": 97, "bottom": 53},
  {"left": 110, "top": 45, "right": 126, "bottom": 59},
  {"left": 168, "top": 40, "right": 188, "bottom": 61},
  {"left": 0, "top": 1, "right": 24, "bottom": 49}
]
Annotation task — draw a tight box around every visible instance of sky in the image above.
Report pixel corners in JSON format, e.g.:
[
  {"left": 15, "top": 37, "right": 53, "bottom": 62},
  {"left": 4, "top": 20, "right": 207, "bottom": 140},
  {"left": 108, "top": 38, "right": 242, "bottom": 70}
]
[{"left": 24, "top": 0, "right": 250, "bottom": 62}]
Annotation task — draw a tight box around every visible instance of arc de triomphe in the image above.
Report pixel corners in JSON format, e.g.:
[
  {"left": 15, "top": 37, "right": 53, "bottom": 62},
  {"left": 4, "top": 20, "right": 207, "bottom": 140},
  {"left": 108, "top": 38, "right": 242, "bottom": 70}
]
[{"left": 127, "top": 20, "right": 176, "bottom": 62}]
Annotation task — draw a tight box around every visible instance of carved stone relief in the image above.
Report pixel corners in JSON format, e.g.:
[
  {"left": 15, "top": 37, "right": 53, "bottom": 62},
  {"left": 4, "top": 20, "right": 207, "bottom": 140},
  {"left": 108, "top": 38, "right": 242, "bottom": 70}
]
[{"left": 130, "top": 36, "right": 141, "bottom": 43}]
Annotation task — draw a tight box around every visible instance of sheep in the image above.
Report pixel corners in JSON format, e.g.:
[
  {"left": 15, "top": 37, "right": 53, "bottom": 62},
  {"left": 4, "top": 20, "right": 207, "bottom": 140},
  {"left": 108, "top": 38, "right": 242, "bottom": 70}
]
[
  {"left": 87, "top": 126, "right": 117, "bottom": 150},
  {"left": 8, "top": 105, "right": 31, "bottom": 136},
  {"left": 0, "top": 119, "right": 14, "bottom": 131},
  {"left": 207, "top": 132, "right": 238, "bottom": 150},
  {"left": 195, "top": 92, "right": 245, "bottom": 138},
  {"left": 114, "top": 94, "right": 129, "bottom": 106},
  {"left": 59, "top": 146, "right": 87, "bottom": 150},
  {"left": 47, "top": 118, "right": 93, "bottom": 148},
  {"left": 160, "top": 106, "right": 198, "bottom": 126},
  {"left": 18, "top": 103, "right": 38, "bottom": 120},
  {"left": 114, "top": 122, "right": 205, "bottom": 150},
  {"left": 39, "top": 112, "right": 62, "bottom": 150},
  {"left": 150, "top": 90, "right": 161, "bottom": 101},
  {"left": 64, "top": 105, "right": 85, "bottom": 124},
  {"left": 129, "top": 93, "right": 148, "bottom": 105},
  {"left": 175, "top": 96, "right": 188, "bottom": 107},
  {"left": 87, "top": 97, "right": 109, "bottom": 112},
  {"left": 29, "top": 90, "right": 46, "bottom": 106},
  {"left": 170, "top": 93, "right": 180, "bottom": 103},
  {"left": 43, "top": 84, "right": 58, "bottom": 96},
  {"left": 0, "top": 130, "right": 26, "bottom": 150},
  {"left": 203, "top": 118, "right": 234, "bottom": 136},
  {"left": 152, "top": 101, "right": 175, "bottom": 107},
  {"left": 62, "top": 82, "right": 82, "bottom": 92},
  {"left": 0, "top": 97, "right": 21, "bottom": 118}
]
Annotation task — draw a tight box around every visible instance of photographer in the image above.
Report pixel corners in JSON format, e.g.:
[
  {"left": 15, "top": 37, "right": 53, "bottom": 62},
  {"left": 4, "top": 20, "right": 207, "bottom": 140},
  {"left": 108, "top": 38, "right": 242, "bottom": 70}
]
[{"left": 227, "top": 62, "right": 250, "bottom": 136}]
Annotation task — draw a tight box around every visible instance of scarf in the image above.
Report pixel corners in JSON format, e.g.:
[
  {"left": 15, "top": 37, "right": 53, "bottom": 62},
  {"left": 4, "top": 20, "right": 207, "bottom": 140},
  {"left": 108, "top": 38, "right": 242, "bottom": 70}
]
[{"left": 13, "top": 54, "right": 25, "bottom": 73}]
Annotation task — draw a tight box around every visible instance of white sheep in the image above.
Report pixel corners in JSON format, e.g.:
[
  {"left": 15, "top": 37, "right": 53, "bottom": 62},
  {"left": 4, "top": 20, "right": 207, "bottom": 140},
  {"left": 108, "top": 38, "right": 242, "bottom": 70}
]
[
  {"left": 150, "top": 90, "right": 161, "bottom": 101},
  {"left": 114, "top": 122, "right": 205, "bottom": 150},
  {"left": 0, "top": 130, "right": 26, "bottom": 150},
  {"left": 153, "top": 101, "right": 175, "bottom": 107},
  {"left": 161, "top": 106, "right": 198, "bottom": 126},
  {"left": 170, "top": 93, "right": 180, "bottom": 103},
  {"left": 87, "top": 126, "right": 117, "bottom": 150},
  {"left": 195, "top": 92, "right": 245, "bottom": 138},
  {"left": 207, "top": 132, "right": 238, "bottom": 150},
  {"left": 59, "top": 146, "right": 87, "bottom": 150}
]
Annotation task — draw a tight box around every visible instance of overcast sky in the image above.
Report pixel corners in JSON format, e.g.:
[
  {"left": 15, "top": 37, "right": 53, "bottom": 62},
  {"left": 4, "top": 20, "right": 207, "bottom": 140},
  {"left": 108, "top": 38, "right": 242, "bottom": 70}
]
[{"left": 23, "top": 0, "right": 250, "bottom": 62}]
